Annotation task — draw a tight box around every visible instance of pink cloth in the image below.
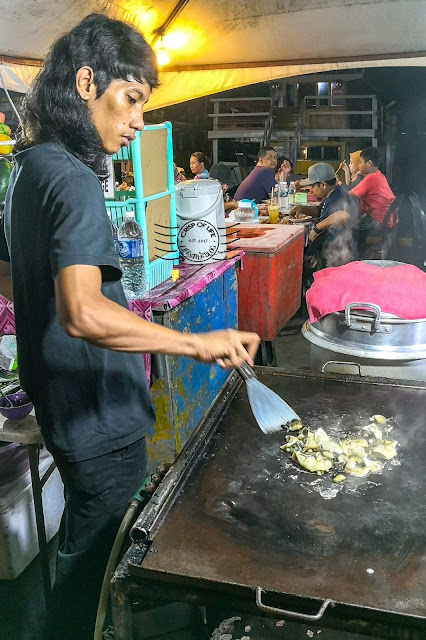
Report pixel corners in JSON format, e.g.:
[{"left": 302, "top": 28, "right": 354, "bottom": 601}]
[
  {"left": 306, "top": 261, "right": 426, "bottom": 323},
  {"left": 0, "top": 296, "right": 15, "bottom": 334}
]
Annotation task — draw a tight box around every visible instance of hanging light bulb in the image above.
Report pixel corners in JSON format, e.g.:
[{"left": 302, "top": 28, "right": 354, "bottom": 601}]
[{"left": 156, "top": 38, "right": 170, "bottom": 67}]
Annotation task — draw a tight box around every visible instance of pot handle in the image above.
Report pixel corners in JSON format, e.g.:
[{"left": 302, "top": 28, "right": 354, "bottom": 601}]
[
  {"left": 344, "top": 302, "right": 382, "bottom": 331},
  {"left": 255, "top": 586, "right": 334, "bottom": 622},
  {"left": 321, "top": 360, "right": 363, "bottom": 377}
]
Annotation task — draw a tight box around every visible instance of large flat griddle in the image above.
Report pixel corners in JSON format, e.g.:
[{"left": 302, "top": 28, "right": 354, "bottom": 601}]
[{"left": 131, "top": 370, "right": 426, "bottom": 625}]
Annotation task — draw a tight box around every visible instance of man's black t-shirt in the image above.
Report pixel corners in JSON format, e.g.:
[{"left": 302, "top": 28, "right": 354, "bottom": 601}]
[
  {"left": 317, "top": 184, "right": 357, "bottom": 224},
  {"left": 0, "top": 143, "right": 155, "bottom": 462}
]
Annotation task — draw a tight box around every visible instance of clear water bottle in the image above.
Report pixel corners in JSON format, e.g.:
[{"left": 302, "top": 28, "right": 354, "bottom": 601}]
[
  {"left": 288, "top": 181, "right": 296, "bottom": 205},
  {"left": 117, "top": 210, "right": 146, "bottom": 300},
  {"left": 278, "top": 181, "right": 289, "bottom": 211},
  {"left": 107, "top": 211, "right": 119, "bottom": 255}
]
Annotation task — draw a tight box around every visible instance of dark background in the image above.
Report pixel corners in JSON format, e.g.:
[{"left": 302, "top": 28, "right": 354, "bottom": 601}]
[
  {"left": 2, "top": 66, "right": 425, "bottom": 199},
  {"left": 144, "top": 66, "right": 426, "bottom": 200}
]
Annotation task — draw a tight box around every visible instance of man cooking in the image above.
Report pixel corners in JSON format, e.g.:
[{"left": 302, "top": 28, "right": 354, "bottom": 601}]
[{"left": 0, "top": 14, "right": 260, "bottom": 640}]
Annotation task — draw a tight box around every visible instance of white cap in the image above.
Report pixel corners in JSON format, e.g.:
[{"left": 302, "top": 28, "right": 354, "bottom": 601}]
[{"left": 124, "top": 210, "right": 135, "bottom": 218}]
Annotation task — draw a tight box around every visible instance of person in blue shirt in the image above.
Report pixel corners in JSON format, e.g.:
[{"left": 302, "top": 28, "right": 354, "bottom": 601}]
[
  {"left": 190, "top": 151, "right": 209, "bottom": 179},
  {"left": 234, "top": 147, "right": 277, "bottom": 203}
]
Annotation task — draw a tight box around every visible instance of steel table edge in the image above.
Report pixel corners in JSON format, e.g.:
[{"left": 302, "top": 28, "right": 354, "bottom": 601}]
[
  {"left": 123, "top": 566, "right": 426, "bottom": 633},
  {"left": 112, "top": 373, "right": 242, "bottom": 586},
  {"left": 252, "top": 365, "right": 426, "bottom": 390},
  {"left": 127, "top": 371, "right": 242, "bottom": 546}
]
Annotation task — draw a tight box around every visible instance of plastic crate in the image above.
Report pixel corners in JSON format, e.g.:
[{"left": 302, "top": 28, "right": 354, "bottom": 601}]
[{"left": 106, "top": 123, "right": 178, "bottom": 292}]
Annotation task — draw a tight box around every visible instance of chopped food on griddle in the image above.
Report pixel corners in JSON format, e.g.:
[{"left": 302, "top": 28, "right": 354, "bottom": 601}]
[{"left": 280, "top": 416, "right": 398, "bottom": 480}]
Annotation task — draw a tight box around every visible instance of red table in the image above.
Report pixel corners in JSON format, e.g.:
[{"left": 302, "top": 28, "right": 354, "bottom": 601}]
[{"left": 233, "top": 223, "right": 304, "bottom": 364}]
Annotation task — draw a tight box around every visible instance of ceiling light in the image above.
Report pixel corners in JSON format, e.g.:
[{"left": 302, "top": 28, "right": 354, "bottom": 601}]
[{"left": 156, "top": 44, "right": 170, "bottom": 67}]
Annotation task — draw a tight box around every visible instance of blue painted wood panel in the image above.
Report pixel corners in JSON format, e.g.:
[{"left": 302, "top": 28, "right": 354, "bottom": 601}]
[{"left": 148, "top": 264, "right": 238, "bottom": 468}]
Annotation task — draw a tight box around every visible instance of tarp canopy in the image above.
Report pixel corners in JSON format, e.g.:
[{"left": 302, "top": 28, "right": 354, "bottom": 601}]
[{"left": 0, "top": 0, "right": 425, "bottom": 109}]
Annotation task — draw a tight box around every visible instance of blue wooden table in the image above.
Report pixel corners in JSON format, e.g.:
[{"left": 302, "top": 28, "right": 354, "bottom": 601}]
[{"left": 129, "top": 256, "right": 241, "bottom": 470}]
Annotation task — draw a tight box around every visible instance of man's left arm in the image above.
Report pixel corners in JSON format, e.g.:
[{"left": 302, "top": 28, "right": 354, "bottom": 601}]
[{"left": 308, "top": 210, "right": 350, "bottom": 242}]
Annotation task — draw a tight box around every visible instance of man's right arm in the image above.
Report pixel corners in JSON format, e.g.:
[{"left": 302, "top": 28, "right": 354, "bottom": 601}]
[
  {"left": 289, "top": 205, "right": 319, "bottom": 219},
  {"left": 55, "top": 264, "right": 260, "bottom": 368}
]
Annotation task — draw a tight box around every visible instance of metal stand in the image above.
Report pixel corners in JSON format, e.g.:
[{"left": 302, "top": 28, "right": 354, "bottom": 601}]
[
  {"left": 0, "top": 414, "right": 54, "bottom": 605},
  {"left": 255, "top": 340, "right": 277, "bottom": 367}
]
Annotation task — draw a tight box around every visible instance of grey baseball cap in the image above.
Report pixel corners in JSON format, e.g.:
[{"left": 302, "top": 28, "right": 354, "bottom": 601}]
[{"left": 300, "top": 162, "right": 335, "bottom": 186}]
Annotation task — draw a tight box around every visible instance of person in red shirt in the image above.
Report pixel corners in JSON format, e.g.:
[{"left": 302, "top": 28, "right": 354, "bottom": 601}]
[
  {"left": 348, "top": 147, "right": 395, "bottom": 256},
  {"left": 349, "top": 147, "right": 395, "bottom": 229}
]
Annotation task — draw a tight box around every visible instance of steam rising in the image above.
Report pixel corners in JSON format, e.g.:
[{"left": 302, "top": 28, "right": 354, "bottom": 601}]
[{"left": 322, "top": 222, "right": 358, "bottom": 267}]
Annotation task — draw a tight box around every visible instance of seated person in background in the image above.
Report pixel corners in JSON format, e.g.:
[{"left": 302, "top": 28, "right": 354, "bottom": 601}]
[
  {"left": 173, "top": 162, "right": 186, "bottom": 184},
  {"left": 275, "top": 157, "right": 293, "bottom": 183},
  {"left": 118, "top": 172, "right": 135, "bottom": 191},
  {"left": 298, "top": 163, "right": 358, "bottom": 265},
  {"left": 234, "top": 147, "right": 277, "bottom": 204},
  {"left": 336, "top": 150, "right": 364, "bottom": 190},
  {"left": 348, "top": 147, "right": 395, "bottom": 236},
  {"left": 209, "top": 163, "right": 238, "bottom": 214},
  {"left": 190, "top": 151, "right": 209, "bottom": 179}
]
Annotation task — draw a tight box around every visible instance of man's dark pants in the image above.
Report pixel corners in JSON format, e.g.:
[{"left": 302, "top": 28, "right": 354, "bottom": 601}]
[{"left": 44, "top": 437, "right": 147, "bottom": 640}]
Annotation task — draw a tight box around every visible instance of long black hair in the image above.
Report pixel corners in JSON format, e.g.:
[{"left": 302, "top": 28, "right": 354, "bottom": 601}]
[{"left": 17, "top": 13, "right": 159, "bottom": 177}]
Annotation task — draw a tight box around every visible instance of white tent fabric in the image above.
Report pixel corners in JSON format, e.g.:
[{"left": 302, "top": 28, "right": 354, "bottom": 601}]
[
  {"left": 142, "top": 58, "right": 426, "bottom": 111},
  {"left": 0, "top": 62, "right": 39, "bottom": 93},
  {"left": 0, "top": 0, "right": 425, "bottom": 107}
]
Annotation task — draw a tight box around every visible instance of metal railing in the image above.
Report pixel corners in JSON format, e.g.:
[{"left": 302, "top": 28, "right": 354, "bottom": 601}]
[
  {"left": 260, "top": 85, "right": 281, "bottom": 149},
  {"left": 302, "top": 94, "right": 378, "bottom": 130},
  {"left": 290, "top": 99, "right": 306, "bottom": 169}
]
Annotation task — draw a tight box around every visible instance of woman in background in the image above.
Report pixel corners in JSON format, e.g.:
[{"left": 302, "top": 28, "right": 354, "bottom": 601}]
[
  {"left": 337, "top": 150, "right": 364, "bottom": 190},
  {"left": 190, "top": 151, "right": 209, "bottom": 179}
]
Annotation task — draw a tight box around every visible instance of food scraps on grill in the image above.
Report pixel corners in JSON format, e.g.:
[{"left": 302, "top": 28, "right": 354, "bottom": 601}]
[{"left": 280, "top": 416, "right": 398, "bottom": 481}]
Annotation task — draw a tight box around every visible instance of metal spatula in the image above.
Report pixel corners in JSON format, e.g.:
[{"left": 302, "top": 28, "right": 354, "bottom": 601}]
[{"left": 237, "top": 362, "right": 300, "bottom": 434}]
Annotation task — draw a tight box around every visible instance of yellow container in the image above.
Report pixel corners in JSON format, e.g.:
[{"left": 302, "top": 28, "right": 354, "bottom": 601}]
[{"left": 268, "top": 204, "right": 279, "bottom": 224}]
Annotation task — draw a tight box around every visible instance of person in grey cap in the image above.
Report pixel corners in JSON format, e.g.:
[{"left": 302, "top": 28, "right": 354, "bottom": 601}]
[
  {"left": 294, "top": 162, "right": 358, "bottom": 245},
  {"left": 292, "top": 162, "right": 359, "bottom": 267},
  {"left": 209, "top": 162, "right": 238, "bottom": 214}
]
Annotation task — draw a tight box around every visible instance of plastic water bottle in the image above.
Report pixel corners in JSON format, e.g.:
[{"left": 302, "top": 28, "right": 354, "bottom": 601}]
[
  {"left": 288, "top": 181, "right": 296, "bottom": 205},
  {"left": 279, "top": 181, "right": 289, "bottom": 211},
  {"left": 107, "top": 211, "right": 119, "bottom": 255},
  {"left": 117, "top": 210, "right": 146, "bottom": 300}
]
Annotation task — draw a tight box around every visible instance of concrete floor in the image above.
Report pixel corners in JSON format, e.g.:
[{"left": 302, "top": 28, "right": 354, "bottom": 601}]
[{"left": 0, "top": 312, "right": 412, "bottom": 640}]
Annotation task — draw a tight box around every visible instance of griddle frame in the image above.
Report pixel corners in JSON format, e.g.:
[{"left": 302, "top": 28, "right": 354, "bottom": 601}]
[{"left": 111, "top": 368, "right": 426, "bottom": 640}]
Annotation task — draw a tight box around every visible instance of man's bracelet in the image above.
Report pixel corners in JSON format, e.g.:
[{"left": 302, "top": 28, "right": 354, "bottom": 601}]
[{"left": 312, "top": 225, "right": 320, "bottom": 235}]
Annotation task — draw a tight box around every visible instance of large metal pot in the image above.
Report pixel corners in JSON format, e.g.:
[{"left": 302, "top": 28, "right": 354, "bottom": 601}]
[{"left": 302, "top": 302, "right": 426, "bottom": 380}]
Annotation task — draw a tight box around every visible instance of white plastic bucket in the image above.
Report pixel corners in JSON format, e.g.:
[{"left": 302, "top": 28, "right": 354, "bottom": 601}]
[{"left": 175, "top": 180, "right": 227, "bottom": 264}]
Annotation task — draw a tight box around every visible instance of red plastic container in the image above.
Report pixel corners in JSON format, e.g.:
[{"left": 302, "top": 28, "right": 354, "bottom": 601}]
[{"left": 235, "top": 224, "right": 304, "bottom": 341}]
